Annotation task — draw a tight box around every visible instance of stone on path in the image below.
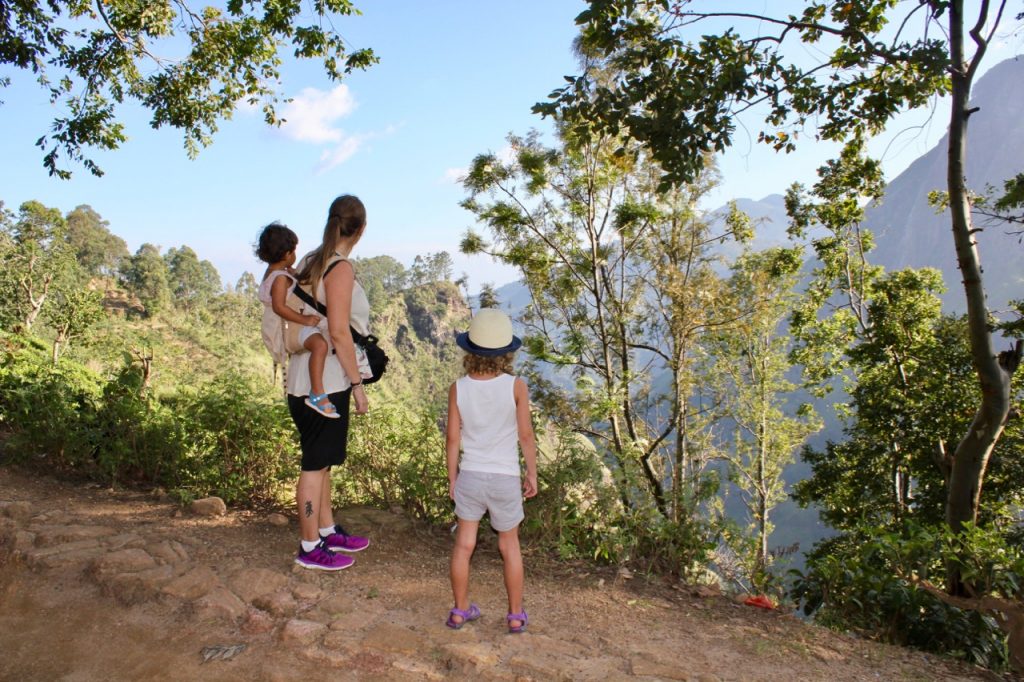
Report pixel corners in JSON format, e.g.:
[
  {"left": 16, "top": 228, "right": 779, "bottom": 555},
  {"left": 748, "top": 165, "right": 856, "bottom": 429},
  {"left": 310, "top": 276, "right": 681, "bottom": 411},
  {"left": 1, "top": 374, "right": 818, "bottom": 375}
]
[
  {"left": 89, "top": 548, "right": 157, "bottom": 578},
  {"left": 267, "top": 513, "right": 289, "bottom": 527},
  {"left": 161, "top": 565, "right": 220, "bottom": 601},
  {"left": 253, "top": 590, "right": 298, "bottom": 618},
  {"left": 279, "top": 619, "right": 327, "bottom": 646},
  {"left": 193, "top": 587, "right": 248, "bottom": 623},
  {"left": 229, "top": 567, "right": 288, "bottom": 603},
  {"left": 190, "top": 497, "right": 227, "bottom": 516}
]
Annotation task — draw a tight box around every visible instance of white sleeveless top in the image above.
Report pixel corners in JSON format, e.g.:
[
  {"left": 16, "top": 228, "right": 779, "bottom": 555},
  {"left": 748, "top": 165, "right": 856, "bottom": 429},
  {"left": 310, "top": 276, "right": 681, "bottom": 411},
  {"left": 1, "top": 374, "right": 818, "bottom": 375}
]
[
  {"left": 456, "top": 374, "right": 520, "bottom": 476},
  {"left": 286, "top": 253, "right": 372, "bottom": 397}
]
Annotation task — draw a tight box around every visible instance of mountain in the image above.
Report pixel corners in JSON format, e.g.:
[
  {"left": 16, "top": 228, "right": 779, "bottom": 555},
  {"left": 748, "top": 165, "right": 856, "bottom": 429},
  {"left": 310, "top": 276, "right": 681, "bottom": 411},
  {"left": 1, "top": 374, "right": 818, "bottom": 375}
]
[{"left": 866, "top": 56, "right": 1024, "bottom": 310}]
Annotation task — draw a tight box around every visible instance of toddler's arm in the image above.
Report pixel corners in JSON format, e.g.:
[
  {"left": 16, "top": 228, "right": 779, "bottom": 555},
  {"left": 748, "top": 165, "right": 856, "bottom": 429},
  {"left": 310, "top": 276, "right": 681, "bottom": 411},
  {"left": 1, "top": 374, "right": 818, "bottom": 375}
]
[
  {"left": 269, "top": 274, "right": 320, "bottom": 327},
  {"left": 514, "top": 377, "right": 538, "bottom": 498},
  {"left": 445, "top": 383, "right": 461, "bottom": 500}
]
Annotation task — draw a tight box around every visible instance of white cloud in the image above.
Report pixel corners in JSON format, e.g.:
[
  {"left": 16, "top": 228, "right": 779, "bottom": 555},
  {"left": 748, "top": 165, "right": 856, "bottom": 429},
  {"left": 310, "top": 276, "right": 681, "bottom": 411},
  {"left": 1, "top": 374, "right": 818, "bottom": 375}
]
[
  {"left": 280, "top": 85, "right": 357, "bottom": 144},
  {"left": 316, "top": 136, "right": 364, "bottom": 174}
]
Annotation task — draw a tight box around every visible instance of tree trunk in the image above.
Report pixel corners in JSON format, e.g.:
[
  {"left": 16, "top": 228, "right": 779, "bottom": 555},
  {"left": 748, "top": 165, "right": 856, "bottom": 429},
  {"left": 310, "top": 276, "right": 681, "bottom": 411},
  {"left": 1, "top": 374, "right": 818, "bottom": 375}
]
[{"left": 944, "top": 1, "right": 1019, "bottom": 592}]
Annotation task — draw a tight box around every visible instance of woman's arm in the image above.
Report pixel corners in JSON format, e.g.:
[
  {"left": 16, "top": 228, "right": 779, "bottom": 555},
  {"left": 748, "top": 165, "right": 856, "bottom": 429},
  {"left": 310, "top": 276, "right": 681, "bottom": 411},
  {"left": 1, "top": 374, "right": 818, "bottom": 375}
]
[
  {"left": 446, "top": 383, "right": 461, "bottom": 500},
  {"left": 323, "top": 259, "right": 368, "bottom": 413},
  {"left": 270, "top": 275, "right": 319, "bottom": 326},
  {"left": 514, "top": 377, "right": 538, "bottom": 498}
]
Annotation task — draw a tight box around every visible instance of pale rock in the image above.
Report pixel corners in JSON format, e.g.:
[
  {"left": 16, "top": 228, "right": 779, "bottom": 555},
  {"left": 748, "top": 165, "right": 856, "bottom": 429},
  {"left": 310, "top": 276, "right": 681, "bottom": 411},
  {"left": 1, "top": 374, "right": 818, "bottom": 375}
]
[
  {"left": 149, "top": 540, "right": 190, "bottom": 565},
  {"left": 0, "top": 501, "right": 32, "bottom": 521},
  {"left": 101, "top": 565, "right": 176, "bottom": 604},
  {"left": 241, "top": 608, "right": 275, "bottom": 635},
  {"left": 190, "top": 497, "right": 227, "bottom": 516},
  {"left": 267, "top": 513, "right": 289, "bottom": 527},
  {"left": 361, "top": 623, "right": 429, "bottom": 656},
  {"left": 279, "top": 619, "right": 327, "bottom": 647},
  {"left": 32, "top": 524, "right": 116, "bottom": 546},
  {"left": 160, "top": 565, "right": 220, "bottom": 600},
  {"left": 89, "top": 548, "right": 157, "bottom": 578},
  {"left": 617, "top": 566, "right": 634, "bottom": 580},
  {"left": 319, "top": 593, "right": 352, "bottom": 616},
  {"left": 103, "top": 532, "right": 146, "bottom": 551},
  {"left": 299, "top": 645, "right": 351, "bottom": 668},
  {"left": 444, "top": 642, "right": 500, "bottom": 667},
  {"left": 253, "top": 590, "right": 298, "bottom": 618},
  {"left": 229, "top": 567, "right": 288, "bottom": 603},
  {"left": 291, "top": 582, "right": 321, "bottom": 601},
  {"left": 32, "top": 544, "right": 107, "bottom": 569},
  {"left": 193, "top": 587, "right": 248, "bottom": 623}
]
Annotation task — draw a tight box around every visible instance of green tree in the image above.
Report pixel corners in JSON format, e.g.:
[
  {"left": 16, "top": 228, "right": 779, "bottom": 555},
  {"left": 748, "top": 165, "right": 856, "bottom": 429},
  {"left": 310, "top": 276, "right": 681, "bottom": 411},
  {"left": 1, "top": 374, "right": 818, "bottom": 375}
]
[
  {"left": 352, "top": 254, "right": 407, "bottom": 308},
  {"left": 545, "top": 0, "right": 1023, "bottom": 593},
  {"left": 122, "top": 243, "right": 171, "bottom": 315},
  {"left": 165, "top": 245, "right": 221, "bottom": 311},
  {"left": 45, "top": 289, "right": 105, "bottom": 363},
  {"left": 709, "top": 246, "right": 820, "bottom": 589},
  {"left": 478, "top": 282, "right": 500, "bottom": 310},
  {"left": 2, "top": 0, "right": 376, "bottom": 178},
  {"left": 0, "top": 200, "right": 77, "bottom": 331},
  {"left": 65, "top": 205, "right": 129, "bottom": 277}
]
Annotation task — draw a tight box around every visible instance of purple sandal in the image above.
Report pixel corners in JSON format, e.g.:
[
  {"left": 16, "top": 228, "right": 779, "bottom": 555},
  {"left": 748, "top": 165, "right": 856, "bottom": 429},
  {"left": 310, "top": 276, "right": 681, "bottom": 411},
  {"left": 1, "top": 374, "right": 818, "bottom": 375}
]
[
  {"left": 507, "top": 610, "right": 528, "bottom": 634},
  {"left": 445, "top": 603, "right": 480, "bottom": 629}
]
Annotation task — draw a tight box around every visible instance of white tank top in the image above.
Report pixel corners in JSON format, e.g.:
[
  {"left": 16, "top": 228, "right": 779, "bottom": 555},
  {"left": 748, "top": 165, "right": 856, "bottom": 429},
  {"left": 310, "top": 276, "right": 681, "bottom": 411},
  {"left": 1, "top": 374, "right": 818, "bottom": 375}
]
[{"left": 456, "top": 374, "right": 520, "bottom": 476}]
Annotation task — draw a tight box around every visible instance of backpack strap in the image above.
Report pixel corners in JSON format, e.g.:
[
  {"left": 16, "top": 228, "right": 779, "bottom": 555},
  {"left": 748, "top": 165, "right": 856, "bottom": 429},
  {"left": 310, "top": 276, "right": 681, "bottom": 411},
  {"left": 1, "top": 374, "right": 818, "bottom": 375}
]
[{"left": 291, "top": 257, "right": 373, "bottom": 343}]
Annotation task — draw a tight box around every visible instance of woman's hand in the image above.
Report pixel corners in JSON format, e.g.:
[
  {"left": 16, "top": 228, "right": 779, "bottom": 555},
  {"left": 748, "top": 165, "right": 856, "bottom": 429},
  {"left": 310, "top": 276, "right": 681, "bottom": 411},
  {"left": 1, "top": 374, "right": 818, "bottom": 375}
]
[
  {"left": 301, "top": 314, "right": 320, "bottom": 327},
  {"left": 352, "top": 384, "right": 368, "bottom": 414}
]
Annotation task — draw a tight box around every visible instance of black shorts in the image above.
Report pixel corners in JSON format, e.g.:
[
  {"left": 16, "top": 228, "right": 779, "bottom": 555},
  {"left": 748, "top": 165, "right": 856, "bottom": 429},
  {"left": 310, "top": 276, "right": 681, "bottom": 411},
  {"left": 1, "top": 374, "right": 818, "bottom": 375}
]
[{"left": 288, "top": 389, "right": 352, "bottom": 471}]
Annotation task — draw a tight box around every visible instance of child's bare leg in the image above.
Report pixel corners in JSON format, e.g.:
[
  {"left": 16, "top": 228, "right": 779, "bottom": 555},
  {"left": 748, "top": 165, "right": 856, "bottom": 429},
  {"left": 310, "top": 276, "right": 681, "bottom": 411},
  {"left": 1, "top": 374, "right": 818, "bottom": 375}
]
[
  {"left": 498, "top": 526, "right": 525, "bottom": 626},
  {"left": 305, "top": 332, "right": 328, "bottom": 396},
  {"left": 449, "top": 519, "right": 479, "bottom": 623}
]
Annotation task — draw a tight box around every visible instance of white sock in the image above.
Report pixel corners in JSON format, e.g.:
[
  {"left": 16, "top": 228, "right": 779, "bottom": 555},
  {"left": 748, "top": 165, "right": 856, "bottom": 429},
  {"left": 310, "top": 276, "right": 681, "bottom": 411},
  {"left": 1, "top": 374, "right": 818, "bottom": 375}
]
[
  {"left": 319, "top": 525, "right": 337, "bottom": 537},
  {"left": 301, "top": 539, "right": 320, "bottom": 553}
]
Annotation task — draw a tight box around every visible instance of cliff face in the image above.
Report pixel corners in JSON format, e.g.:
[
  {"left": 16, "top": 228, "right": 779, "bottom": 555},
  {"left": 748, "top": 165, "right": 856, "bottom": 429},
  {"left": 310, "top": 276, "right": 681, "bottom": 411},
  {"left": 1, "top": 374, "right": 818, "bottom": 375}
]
[
  {"left": 370, "top": 281, "right": 471, "bottom": 410},
  {"left": 865, "top": 56, "right": 1024, "bottom": 310}
]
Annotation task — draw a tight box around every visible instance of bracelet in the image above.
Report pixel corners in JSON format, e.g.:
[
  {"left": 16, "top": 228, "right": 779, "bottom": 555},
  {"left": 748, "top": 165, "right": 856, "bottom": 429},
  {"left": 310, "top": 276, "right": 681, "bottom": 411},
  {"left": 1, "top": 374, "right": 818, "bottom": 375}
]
[{"left": 350, "top": 381, "right": 363, "bottom": 388}]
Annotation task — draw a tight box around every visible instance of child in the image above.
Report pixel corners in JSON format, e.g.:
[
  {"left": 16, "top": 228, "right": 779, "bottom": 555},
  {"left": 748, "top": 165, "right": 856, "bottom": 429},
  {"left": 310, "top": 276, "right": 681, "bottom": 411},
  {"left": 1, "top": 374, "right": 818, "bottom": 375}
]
[
  {"left": 445, "top": 308, "right": 538, "bottom": 633},
  {"left": 255, "top": 223, "right": 338, "bottom": 418}
]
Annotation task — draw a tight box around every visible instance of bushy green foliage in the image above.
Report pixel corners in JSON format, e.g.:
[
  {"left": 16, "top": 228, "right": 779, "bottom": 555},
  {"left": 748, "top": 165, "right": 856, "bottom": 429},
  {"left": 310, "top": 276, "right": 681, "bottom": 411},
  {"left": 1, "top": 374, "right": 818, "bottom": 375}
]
[
  {"left": 792, "top": 520, "right": 1022, "bottom": 670},
  {"left": 171, "top": 372, "right": 297, "bottom": 505},
  {"left": 0, "top": 335, "right": 103, "bottom": 466},
  {"left": 341, "top": 406, "right": 450, "bottom": 522}
]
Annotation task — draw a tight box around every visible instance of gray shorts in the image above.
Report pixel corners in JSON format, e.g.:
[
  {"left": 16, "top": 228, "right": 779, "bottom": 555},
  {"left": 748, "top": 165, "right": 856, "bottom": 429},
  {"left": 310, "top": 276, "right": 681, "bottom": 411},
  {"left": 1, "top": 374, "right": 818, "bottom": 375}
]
[{"left": 453, "top": 470, "right": 524, "bottom": 532}]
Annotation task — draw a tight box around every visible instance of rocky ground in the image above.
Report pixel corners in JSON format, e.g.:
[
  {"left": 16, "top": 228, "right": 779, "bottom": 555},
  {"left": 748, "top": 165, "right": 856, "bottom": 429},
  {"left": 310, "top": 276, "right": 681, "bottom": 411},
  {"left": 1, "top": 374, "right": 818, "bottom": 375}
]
[{"left": 0, "top": 466, "right": 999, "bottom": 681}]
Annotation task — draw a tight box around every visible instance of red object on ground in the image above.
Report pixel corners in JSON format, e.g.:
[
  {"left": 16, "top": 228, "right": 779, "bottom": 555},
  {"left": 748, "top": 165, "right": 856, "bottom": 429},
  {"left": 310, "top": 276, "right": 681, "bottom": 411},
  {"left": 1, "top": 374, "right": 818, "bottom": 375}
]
[{"left": 743, "top": 595, "right": 775, "bottom": 610}]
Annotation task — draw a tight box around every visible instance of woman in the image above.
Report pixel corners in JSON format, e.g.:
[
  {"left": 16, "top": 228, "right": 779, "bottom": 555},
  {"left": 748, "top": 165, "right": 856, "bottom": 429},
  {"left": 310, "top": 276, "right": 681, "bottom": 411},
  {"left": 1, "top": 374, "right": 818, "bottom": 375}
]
[{"left": 288, "top": 194, "right": 372, "bottom": 571}]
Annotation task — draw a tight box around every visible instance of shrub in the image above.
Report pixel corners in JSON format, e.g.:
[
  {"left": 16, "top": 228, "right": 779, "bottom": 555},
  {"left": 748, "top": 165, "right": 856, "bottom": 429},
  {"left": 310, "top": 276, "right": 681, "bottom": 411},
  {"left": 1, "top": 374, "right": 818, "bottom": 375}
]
[{"left": 791, "top": 520, "right": 1020, "bottom": 670}]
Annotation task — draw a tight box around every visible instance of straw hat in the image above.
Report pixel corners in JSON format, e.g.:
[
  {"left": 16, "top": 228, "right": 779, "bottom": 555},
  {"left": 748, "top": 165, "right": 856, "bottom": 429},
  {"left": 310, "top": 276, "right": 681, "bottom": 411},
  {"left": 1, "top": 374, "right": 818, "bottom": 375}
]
[{"left": 455, "top": 308, "right": 522, "bottom": 357}]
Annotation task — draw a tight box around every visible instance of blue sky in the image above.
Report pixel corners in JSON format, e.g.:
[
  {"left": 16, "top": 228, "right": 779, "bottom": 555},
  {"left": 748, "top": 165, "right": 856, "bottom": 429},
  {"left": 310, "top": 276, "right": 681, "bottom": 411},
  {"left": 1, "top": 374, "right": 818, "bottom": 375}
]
[{"left": 1, "top": 2, "right": 1019, "bottom": 292}]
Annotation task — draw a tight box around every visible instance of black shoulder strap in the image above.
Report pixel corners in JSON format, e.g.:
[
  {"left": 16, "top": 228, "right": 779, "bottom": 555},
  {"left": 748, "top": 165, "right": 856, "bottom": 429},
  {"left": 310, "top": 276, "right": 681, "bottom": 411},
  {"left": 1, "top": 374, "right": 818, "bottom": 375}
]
[
  {"left": 291, "top": 257, "right": 371, "bottom": 343},
  {"left": 291, "top": 257, "right": 348, "bottom": 316}
]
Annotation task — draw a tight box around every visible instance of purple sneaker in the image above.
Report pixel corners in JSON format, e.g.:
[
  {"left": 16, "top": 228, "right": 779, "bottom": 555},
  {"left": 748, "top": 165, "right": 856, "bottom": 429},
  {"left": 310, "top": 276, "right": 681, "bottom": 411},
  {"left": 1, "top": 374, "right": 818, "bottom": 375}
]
[
  {"left": 320, "top": 524, "right": 370, "bottom": 553},
  {"left": 295, "top": 541, "right": 355, "bottom": 571}
]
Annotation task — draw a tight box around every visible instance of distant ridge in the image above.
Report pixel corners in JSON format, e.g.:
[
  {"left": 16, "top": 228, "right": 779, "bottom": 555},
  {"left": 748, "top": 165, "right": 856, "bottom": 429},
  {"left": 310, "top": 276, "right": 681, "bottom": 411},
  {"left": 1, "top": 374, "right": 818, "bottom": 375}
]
[{"left": 865, "top": 56, "right": 1024, "bottom": 311}]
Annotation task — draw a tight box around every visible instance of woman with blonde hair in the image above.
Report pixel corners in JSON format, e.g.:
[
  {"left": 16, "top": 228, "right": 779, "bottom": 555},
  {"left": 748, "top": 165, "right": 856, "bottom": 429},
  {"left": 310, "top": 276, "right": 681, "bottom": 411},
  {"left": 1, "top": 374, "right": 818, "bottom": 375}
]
[{"left": 289, "top": 194, "right": 374, "bottom": 570}]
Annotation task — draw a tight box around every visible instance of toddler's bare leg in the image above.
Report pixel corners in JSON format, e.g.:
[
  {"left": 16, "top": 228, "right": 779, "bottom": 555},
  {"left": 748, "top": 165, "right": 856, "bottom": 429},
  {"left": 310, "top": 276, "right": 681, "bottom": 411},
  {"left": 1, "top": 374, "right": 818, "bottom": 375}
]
[
  {"left": 450, "top": 519, "right": 479, "bottom": 623},
  {"left": 498, "top": 526, "right": 524, "bottom": 627},
  {"left": 305, "top": 333, "right": 328, "bottom": 396}
]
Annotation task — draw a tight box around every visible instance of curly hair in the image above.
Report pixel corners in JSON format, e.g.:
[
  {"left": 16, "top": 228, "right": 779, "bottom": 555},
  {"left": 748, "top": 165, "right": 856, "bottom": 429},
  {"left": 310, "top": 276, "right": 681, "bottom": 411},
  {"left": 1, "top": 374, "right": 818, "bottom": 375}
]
[
  {"left": 255, "top": 222, "right": 298, "bottom": 264},
  {"left": 462, "top": 351, "right": 515, "bottom": 376}
]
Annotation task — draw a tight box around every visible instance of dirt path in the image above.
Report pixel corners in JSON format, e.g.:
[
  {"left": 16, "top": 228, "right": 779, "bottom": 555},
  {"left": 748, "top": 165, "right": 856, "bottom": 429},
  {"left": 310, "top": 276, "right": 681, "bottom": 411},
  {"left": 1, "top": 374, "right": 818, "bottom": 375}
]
[{"left": 0, "top": 467, "right": 995, "bottom": 681}]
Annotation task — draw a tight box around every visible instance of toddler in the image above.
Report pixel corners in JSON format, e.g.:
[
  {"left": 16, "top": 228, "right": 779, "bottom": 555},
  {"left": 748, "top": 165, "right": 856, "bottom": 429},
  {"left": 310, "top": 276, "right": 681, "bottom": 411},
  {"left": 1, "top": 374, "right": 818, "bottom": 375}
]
[
  {"left": 256, "top": 223, "right": 337, "bottom": 418},
  {"left": 445, "top": 308, "right": 538, "bottom": 633}
]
